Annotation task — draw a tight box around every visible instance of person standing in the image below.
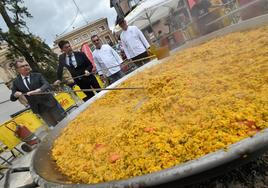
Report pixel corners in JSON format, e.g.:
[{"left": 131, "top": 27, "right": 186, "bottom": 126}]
[
  {"left": 191, "top": 0, "right": 211, "bottom": 19},
  {"left": 191, "top": 0, "right": 214, "bottom": 35},
  {"left": 118, "top": 18, "right": 151, "bottom": 67},
  {"left": 10, "top": 60, "right": 65, "bottom": 127},
  {"left": 54, "top": 40, "right": 101, "bottom": 101},
  {"left": 91, "top": 35, "right": 125, "bottom": 85}
]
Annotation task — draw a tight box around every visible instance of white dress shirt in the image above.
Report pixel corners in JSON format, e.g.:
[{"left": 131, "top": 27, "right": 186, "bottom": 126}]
[
  {"left": 92, "top": 44, "right": 123, "bottom": 77},
  {"left": 21, "top": 74, "right": 31, "bottom": 90},
  {"left": 65, "top": 53, "right": 77, "bottom": 68},
  {"left": 120, "top": 25, "right": 150, "bottom": 59}
]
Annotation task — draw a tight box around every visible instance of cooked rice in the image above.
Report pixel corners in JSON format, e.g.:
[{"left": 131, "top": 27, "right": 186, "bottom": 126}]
[{"left": 52, "top": 25, "right": 268, "bottom": 184}]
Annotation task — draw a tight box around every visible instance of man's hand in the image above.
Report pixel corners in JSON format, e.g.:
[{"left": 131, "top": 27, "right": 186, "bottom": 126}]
[
  {"left": 66, "top": 79, "right": 74, "bottom": 85},
  {"left": 14, "top": 91, "right": 23, "bottom": 98},
  {"left": 92, "top": 66, "right": 97, "bottom": 74},
  {"left": 84, "top": 70, "right": 90, "bottom": 76},
  {"left": 27, "top": 89, "right": 41, "bottom": 96},
  {"left": 147, "top": 47, "right": 153, "bottom": 56},
  {"left": 53, "top": 80, "right": 61, "bottom": 85},
  {"left": 100, "top": 75, "right": 106, "bottom": 83},
  {"left": 120, "top": 64, "right": 128, "bottom": 72}
]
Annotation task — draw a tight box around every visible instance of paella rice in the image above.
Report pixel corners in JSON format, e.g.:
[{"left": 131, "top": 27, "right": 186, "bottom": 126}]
[{"left": 52, "top": 25, "right": 268, "bottom": 184}]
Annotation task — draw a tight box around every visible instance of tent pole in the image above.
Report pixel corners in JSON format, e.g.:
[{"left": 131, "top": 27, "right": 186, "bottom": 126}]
[
  {"left": 145, "top": 12, "right": 158, "bottom": 43},
  {"left": 184, "top": 0, "right": 193, "bottom": 22}
]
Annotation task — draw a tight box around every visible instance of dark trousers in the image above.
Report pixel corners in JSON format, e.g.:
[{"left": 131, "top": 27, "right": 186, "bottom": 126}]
[
  {"left": 197, "top": 12, "right": 223, "bottom": 36},
  {"left": 131, "top": 51, "right": 150, "bottom": 67},
  {"left": 38, "top": 103, "right": 65, "bottom": 127},
  {"left": 75, "top": 74, "right": 101, "bottom": 101},
  {"left": 108, "top": 70, "right": 125, "bottom": 84}
]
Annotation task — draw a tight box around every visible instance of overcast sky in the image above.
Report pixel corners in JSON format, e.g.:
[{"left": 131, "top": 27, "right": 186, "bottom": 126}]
[{"left": 0, "top": 0, "right": 117, "bottom": 47}]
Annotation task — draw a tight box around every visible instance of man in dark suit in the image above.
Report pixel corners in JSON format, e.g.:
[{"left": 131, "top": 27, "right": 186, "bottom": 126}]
[
  {"left": 10, "top": 60, "right": 65, "bottom": 127},
  {"left": 54, "top": 40, "right": 101, "bottom": 101}
]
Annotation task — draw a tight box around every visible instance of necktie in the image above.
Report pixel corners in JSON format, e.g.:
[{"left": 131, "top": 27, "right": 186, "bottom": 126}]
[
  {"left": 68, "top": 55, "right": 75, "bottom": 68},
  {"left": 25, "top": 76, "right": 31, "bottom": 90}
]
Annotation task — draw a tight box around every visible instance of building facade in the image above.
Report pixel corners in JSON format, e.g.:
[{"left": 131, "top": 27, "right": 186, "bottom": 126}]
[
  {"left": 0, "top": 43, "right": 17, "bottom": 87},
  {"left": 53, "top": 18, "right": 117, "bottom": 55}
]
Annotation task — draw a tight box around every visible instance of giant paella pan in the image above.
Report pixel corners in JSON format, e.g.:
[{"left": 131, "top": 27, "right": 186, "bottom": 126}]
[{"left": 31, "top": 14, "right": 268, "bottom": 188}]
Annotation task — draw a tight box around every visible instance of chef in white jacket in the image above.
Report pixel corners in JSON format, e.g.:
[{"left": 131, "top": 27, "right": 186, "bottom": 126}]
[
  {"left": 118, "top": 18, "right": 150, "bottom": 67},
  {"left": 91, "top": 35, "right": 125, "bottom": 85}
]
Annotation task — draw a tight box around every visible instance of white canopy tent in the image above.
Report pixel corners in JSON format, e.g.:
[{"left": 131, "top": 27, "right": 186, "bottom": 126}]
[{"left": 114, "top": 0, "right": 192, "bottom": 38}]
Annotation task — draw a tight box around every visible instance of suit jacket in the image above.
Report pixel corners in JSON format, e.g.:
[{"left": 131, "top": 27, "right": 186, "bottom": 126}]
[
  {"left": 57, "top": 51, "right": 93, "bottom": 81},
  {"left": 10, "top": 73, "right": 57, "bottom": 114}
]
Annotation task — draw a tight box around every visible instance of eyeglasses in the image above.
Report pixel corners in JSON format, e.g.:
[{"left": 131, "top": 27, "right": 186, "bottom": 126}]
[
  {"left": 63, "top": 45, "right": 71, "bottom": 49},
  {"left": 92, "top": 39, "right": 99, "bottom": 43}
]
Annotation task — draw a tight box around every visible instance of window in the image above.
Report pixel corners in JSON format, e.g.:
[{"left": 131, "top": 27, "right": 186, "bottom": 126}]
[
  {"left": 99, "top": 26, "right": 105, "bottom": 31},
  {"left": 90, "top": 30, "right": 98, "bottom": 36},
  {"left": 73, "top": 37, "right": 81, "bottom": 44},
  {"left": 82, "top": 33, "right": 88, "bottom": 39}
]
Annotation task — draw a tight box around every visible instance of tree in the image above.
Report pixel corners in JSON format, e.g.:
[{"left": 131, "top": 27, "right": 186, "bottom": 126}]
[{"left": 0, "top": 0, "right": 58, "bottom": 82}]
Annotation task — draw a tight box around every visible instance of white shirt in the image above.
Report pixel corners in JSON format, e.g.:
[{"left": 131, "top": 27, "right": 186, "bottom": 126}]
[
  {"left": 120, "top": 26, "right": 150, "bottom": 59},
  {"left": 21, "top": 74, "right": 31, "bottom": 90},
  {"left": 92, "top": 44, "right": 123, "bottom": 77},
  {"left": 65, "top": 53, "right": 77, "bottom": 68}
]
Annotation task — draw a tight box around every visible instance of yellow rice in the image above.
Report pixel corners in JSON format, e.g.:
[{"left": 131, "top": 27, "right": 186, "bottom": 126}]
[{"left": 52, "top": 25, "right": 268, "bottom": 184}]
